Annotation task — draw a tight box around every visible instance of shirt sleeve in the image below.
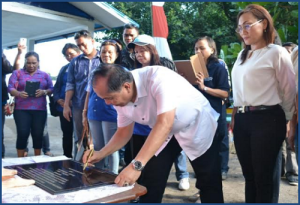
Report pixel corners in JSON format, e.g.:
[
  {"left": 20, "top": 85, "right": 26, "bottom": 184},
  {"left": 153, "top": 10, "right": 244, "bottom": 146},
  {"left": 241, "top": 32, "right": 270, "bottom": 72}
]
[
  {"left": 65, "top": 60, "right": 75, "bottom": 92},
  {"left": 275, "top": 47, "right": 296, "bottom": 120},
  {"left": 53, "top": 66, "right": 64, "bottom": 103},
  {"left": 45, "top": 73, "right": 54, "bottom": 92},
  {"left": 2, "top": 52, "right": 14, "bottom": 75},
  {"left": 7, "top": 70, "right": 19, "bottom": 93},
  {"left": 215, "top": 63, "right": 230, "bottom": 92}
]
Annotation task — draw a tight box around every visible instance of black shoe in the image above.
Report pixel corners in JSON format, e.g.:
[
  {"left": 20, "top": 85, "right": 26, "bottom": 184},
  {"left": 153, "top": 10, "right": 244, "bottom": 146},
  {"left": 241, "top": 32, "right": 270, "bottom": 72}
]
[
  {"left": 222, "top": 172, "right": 228, "bottom": 180},
  {"left": 129, "top": 197, "right": 139, "bottom": 203},
  {"left": 286, "top": 175, "right": 298, "bottom": 186}
]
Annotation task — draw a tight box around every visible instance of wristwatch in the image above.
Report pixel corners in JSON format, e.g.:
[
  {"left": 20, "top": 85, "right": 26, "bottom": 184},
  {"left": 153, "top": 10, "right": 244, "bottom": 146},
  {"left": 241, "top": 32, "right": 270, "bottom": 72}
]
[
  {"left": 203, "top": 87, "right": 208, "bottom": 92},
  {"left": 131, "top": 159, "right": 144, "bottom": 171},
  {"left": 44, "top": 90, "right": 47, "bottom": 95}
]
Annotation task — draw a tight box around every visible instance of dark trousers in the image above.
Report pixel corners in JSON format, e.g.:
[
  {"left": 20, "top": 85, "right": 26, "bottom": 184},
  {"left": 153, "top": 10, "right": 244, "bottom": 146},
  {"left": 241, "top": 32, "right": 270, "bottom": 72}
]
[
  {"left": 130, "top": 134, "right": 223, "bottom": 203},
  {"left": 59, "top": 112, "right": 73, "bottom": 158},
  {"left": 233, "top": 107, "right": 286, "bottom": 203},
  {"left": 2, "top": 106, "right": 5, "bottom": 158},
  {"left": 13, "top": 110, "right": 47, "bottom": 149},
  {"left": 124, "top": 134, "right": 147, "bottom": 166},
  {"left": 220, "top": 104, "right": 229, "bottom": 173}
]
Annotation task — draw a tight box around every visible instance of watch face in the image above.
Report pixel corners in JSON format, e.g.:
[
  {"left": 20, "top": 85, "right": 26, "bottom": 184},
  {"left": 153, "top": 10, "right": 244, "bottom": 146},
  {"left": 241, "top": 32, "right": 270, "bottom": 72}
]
[
  {"left": 132, "top": 160, "right": 143, "bottom": 171},
  {"left": 134, "top": 161, "right": 142, "bottom": 170}
]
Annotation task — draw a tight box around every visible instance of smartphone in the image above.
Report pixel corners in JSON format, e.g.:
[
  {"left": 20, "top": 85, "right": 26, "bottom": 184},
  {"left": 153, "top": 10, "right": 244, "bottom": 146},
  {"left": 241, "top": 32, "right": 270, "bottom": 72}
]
[{"left": 20, "top": 38, "right": 27, "bottom": 46}]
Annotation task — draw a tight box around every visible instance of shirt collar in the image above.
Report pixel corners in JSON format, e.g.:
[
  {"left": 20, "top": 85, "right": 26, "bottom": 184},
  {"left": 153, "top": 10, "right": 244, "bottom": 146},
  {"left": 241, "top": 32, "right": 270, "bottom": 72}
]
[
  {"left": 23, "top": 68, "right": 42, "bottom": 74},
  {"left": 131, "top": 70, "right": 147, "bottom": 103},
  {"left": 79, "top": 50, "right": 101, "bottom": 59}
]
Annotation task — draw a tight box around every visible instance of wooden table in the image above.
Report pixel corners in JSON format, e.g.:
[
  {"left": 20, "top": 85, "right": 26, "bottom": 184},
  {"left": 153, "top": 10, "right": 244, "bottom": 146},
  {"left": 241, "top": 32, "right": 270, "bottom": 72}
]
[{"left": 87, "top": 183, "right": 147, "bottom": 203}]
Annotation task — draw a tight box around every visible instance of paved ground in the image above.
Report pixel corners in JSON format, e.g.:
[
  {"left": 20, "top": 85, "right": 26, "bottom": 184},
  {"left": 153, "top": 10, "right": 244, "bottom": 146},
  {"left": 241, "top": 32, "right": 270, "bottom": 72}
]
[{"left": 3, "top": 115, "right": 298, "bottom": 203}]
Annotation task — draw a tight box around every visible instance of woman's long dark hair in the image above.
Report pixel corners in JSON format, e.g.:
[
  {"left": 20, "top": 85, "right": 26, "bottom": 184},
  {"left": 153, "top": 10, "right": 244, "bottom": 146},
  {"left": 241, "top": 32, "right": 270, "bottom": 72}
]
[
  {"left": 237, "top": 4, "right": 275, "bottom": 64},
  {"left": 194, "top": 36, "right": 219, "bottom": 65},
  {"left": 134, "top": 44, "right": 161, "bottom": 68}
]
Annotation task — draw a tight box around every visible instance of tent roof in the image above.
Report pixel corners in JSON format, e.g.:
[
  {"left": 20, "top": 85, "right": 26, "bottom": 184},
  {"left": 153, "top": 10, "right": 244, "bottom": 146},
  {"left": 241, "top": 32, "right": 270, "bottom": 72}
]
[{"left": 2, "top": 2, "right": 138, "bottom": 48}]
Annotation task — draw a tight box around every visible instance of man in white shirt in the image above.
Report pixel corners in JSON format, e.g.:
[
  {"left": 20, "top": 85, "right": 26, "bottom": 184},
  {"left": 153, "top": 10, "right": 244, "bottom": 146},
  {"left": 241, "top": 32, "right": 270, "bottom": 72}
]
[{"left": 83, "top": 63, "right": 223, "bottom": 203}]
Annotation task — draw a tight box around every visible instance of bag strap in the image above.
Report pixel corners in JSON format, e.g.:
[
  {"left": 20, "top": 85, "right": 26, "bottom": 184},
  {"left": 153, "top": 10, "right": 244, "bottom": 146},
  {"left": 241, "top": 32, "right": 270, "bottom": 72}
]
[{"left": 77, "top": 123, "right": 93, "bottom": 154}]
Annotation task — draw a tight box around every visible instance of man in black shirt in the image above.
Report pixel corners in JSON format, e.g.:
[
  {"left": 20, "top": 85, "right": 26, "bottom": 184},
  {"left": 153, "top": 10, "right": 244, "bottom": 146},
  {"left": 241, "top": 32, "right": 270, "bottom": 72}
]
[
  {"left": 121, "top": 23, "right": 139, "bottom": 70},
  {"left": 2, "top": 45, "right": 24, "bottom": 158}
]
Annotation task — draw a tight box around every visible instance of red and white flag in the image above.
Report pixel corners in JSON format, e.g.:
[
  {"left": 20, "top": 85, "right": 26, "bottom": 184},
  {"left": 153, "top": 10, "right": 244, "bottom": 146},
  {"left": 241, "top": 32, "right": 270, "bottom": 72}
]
[{"left": 151, "top": 2, "right": 173, "bottom": 60}]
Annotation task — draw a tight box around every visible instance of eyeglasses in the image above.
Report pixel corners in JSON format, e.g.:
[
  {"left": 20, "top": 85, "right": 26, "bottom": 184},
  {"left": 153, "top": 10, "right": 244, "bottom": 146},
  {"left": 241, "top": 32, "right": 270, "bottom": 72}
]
[
  {"left": 124, "top": 23, "right": 139, "bottom": 29},
  {"left": 74, "top": 30, "right": 92, "bottom": 39},
  {"left": 235, "top": 19, "right": 263, "bottom": 33}
]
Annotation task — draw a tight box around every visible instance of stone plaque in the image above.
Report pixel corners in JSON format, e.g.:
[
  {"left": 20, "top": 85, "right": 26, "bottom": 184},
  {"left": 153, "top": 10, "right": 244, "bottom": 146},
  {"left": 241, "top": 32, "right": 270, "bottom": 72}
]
[{"left": 4, "top": 159, "right": 116, "bottom": 195}]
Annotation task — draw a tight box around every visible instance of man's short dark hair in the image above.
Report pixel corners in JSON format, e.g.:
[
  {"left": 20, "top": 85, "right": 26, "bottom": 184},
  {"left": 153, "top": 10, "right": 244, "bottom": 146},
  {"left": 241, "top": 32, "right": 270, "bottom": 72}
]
[
  {"left": 124, "top": 23, "right": 139, "bottom": 32},
  {"left": 62, "top": 43, "right": 80, "bottom": 56},
  {"left": 91, "top": 63, "right": 133, "bottom": 93},
  {"left": 74, "top": 30, "right": 93, "bottom": 40}
]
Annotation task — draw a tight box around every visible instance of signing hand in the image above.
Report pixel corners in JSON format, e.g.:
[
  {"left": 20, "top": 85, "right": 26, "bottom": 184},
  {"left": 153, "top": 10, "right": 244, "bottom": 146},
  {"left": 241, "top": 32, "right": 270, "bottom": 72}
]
[
  {"left": 114, "top": 164, "right": 141, "bottom": 187},
  {"left": 82, "top": 150, "right": 102, "bottom": 166}
]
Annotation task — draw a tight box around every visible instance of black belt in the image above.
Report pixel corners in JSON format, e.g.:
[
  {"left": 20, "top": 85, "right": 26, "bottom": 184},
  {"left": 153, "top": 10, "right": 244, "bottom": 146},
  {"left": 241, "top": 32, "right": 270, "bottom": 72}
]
[{"left": 237, "top": 104, "right": 280, "bottom": 113}]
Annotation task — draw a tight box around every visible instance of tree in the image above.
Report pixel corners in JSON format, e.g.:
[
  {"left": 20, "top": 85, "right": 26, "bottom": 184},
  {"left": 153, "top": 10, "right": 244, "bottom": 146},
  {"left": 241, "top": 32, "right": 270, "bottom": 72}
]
[{"left": 102, "top": 2, "right": 298, "bottom": 73}]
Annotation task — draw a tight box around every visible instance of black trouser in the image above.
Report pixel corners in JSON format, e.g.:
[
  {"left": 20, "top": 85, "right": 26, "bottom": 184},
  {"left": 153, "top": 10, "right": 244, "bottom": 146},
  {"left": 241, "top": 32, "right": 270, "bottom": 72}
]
[
  {"left": 13, "top": 110, "right": 47, "bottom": 149},
  {"left": 2, "top": 106, "right": 5, "bottom": 158},
  {"left": 129, "top": 134, "right": 224, "bottom": 203},
  {"left": 233, "top": 107, "right": 286, "bottom": 203},
  {"left": 59, "top": 112, "right": 73, "bottom": 158},
  {"left": 124, "top": 134, "right": 147, "bottom": 166}
]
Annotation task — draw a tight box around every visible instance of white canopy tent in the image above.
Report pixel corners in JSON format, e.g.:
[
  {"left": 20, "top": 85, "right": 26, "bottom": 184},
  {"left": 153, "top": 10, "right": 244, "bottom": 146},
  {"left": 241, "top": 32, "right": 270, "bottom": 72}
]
[{"left": 2, "top": 2, "right": 138, "bottom": 50}]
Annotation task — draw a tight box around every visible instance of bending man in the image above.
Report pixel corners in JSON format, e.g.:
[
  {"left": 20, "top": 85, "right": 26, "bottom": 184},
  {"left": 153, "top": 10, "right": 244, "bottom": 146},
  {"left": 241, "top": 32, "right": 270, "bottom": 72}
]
[{"left": 83, "top": 63, "right": 223, "bottom": 203}]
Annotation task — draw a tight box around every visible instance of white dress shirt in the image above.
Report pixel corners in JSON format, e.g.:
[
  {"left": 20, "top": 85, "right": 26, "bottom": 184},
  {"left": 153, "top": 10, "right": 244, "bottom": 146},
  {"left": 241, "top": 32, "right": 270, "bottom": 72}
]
[
  {"left": 232, "top": 44, "right": 296, "bottom": 120},
  {"left": 114, "top": 66, "right": 219, "bottom": 161},
  {"left": 291, "top": 46, "right": 298, "bottom": 92}
]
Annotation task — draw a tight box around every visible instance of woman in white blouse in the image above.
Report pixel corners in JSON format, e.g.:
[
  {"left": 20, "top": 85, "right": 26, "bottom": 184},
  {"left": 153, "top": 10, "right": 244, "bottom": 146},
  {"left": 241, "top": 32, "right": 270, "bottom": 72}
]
[{"left": 230, "top": 4, "right": 296, "bottom": 203}]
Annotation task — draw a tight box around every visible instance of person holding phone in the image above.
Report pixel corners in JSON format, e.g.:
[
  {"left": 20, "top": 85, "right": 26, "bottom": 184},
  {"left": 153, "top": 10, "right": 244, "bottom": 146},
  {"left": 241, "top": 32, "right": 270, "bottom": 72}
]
[
  {"left": 2, "top": 41, "right": 25, "bottom": 158},
  {"left": 8, "top": 51, "right": 53, "bottom": 157}
]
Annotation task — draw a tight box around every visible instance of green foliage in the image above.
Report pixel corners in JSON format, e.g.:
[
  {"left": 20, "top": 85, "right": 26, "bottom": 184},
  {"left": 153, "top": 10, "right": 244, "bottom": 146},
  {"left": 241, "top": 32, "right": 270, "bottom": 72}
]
[
  {"left": 220, "top": 43, "right": 242, "bottom": 74},
  {"left": 102, "top": 1, "right": 298, "bottom": 75}
]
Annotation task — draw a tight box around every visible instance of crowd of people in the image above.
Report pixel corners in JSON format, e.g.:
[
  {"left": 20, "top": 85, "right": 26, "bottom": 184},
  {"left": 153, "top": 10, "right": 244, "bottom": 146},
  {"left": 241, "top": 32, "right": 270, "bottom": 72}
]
[{"left": 2, "top": 4, "right": 298, "bottom": 203}]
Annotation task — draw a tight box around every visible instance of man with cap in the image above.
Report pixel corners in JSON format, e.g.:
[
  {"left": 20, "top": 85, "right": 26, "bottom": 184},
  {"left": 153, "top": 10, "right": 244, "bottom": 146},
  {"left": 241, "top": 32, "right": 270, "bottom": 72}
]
[{"left": 83, "top": 63, "right": 224, "bottom": 203}]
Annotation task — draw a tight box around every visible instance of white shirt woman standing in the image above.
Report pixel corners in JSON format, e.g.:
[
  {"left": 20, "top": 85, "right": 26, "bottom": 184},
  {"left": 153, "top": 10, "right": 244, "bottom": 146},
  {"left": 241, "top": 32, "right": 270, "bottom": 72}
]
[{"left": 230, "top": 4, "right": 296, "bottom": 203}]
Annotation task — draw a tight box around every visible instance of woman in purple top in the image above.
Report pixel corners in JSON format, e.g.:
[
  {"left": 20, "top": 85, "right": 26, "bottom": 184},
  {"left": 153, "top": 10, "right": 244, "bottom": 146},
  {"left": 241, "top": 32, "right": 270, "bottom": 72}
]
[{"left": 8, "top": 51, "right": 53, "bottom": 157}]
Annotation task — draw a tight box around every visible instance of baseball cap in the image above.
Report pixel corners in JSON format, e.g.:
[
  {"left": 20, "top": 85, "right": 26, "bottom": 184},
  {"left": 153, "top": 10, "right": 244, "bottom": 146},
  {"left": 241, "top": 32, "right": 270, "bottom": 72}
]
[{"left": 127, "top": 34, "right": 155, "bottom": 49}]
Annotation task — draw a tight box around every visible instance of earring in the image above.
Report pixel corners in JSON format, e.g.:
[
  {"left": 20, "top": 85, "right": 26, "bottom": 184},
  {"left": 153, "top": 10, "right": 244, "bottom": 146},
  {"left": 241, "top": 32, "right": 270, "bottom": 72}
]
[{"left": 264, "top": 29, "right": 267, "bottom": 32}]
